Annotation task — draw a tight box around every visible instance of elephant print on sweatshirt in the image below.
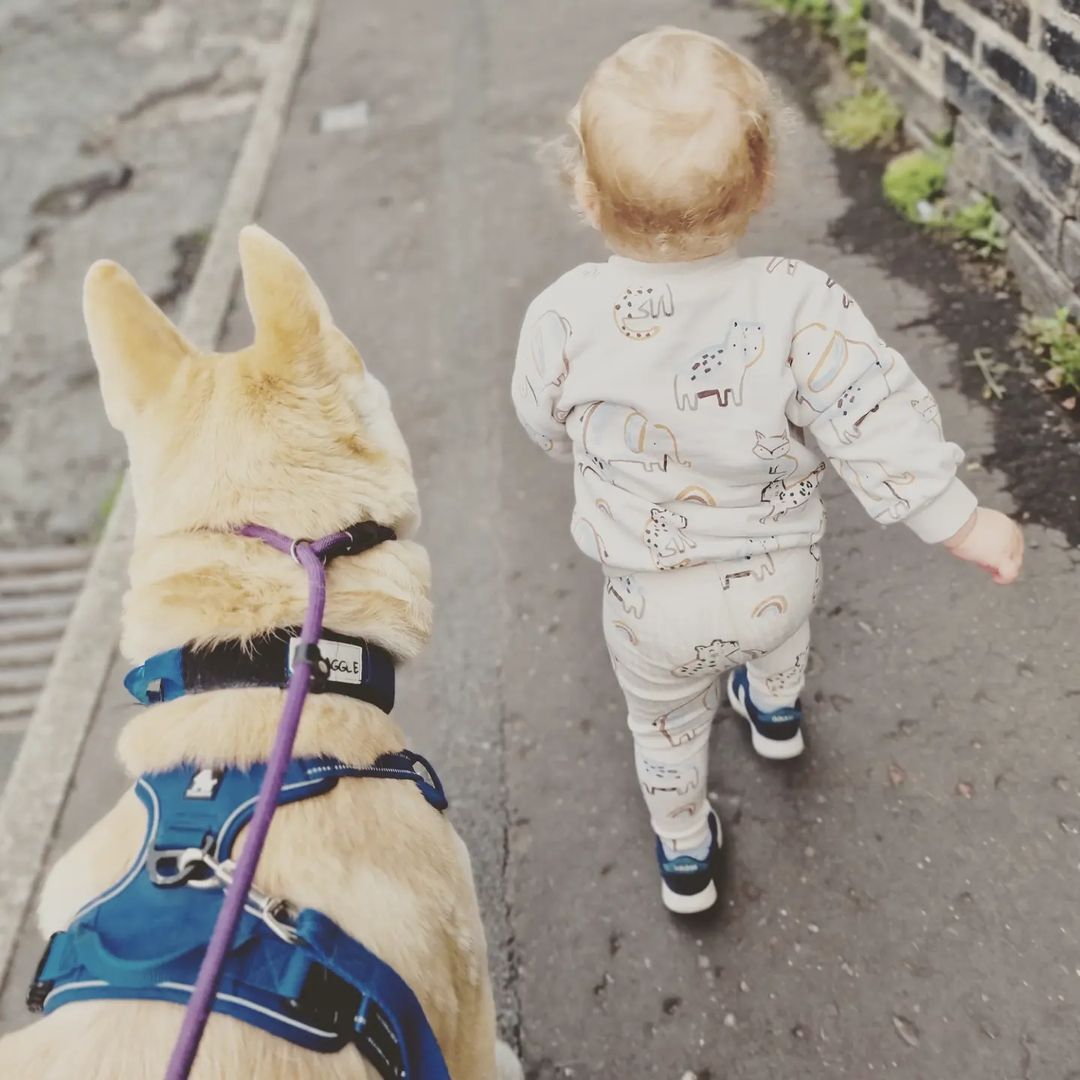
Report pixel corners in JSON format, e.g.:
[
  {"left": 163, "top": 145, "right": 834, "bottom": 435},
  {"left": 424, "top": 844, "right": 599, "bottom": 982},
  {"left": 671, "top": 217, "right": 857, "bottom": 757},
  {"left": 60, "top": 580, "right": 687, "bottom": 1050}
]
[
  {"left": 610, "top": 410, "right": 691, "bottom": 472},
  {"left": 644, "top": 507, "right": 697, "bottom": 571},
  {"left": 519, "top": 309, "right": 573, "bottom": 422},
  {"left": 788, "top": 323, "right": 894, "bottom": 444},
  {"left": 674, "top": 320, "right": 765, "bottom": 410},
  {"left": 789, "top": 323, "right": 880, "bottom": 396},
  {"left": 579, "top": 401, "right": 690, "bottom": 484}
]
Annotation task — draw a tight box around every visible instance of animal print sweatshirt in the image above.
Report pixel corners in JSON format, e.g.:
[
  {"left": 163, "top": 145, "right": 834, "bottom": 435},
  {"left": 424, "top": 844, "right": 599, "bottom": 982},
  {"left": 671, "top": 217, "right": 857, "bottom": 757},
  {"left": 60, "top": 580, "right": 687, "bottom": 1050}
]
[{"left": 511, "top": 251, "right": 978, "bottom": 575}]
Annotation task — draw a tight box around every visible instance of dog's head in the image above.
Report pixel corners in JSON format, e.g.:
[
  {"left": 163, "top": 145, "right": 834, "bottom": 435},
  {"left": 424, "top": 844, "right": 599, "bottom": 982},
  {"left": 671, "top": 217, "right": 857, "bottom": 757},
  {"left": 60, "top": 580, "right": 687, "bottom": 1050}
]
[{"left": 84, "top": 225, "right": 419, "bottom": 541}]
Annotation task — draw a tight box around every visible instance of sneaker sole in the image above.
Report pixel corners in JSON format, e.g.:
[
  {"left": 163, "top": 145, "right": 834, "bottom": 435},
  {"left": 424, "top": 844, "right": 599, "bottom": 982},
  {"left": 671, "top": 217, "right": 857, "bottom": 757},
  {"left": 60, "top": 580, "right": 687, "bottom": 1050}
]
[
  {"left": 727, "top": 672, "right": 805, "bottom": 761},
  {"left": 661, "top": 878, "right": 718, "bottom": 915}
]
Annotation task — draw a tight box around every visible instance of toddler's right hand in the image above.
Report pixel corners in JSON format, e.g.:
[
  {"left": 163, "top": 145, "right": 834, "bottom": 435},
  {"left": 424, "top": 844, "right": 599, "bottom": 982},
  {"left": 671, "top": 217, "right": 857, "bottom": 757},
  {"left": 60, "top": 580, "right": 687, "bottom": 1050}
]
[{"left": 944, "top": 508, "right": 1024, "bottom": 584}]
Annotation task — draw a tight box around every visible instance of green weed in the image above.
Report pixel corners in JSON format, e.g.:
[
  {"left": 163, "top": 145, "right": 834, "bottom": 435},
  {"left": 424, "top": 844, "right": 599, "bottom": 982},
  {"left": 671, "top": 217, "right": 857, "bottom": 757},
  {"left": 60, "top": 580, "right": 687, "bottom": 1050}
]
[
  {"left": 882, "top": 148, "right": 949, "bottom": 223},
  {"left": 766, "top": 0, "right": 868, "bottom": 70},
  {"left": 824, "top": 87, "right": 903, "bottom": 150},
  {"left": 834, "top": 0, "right": 868, "bottom": 66},
  {"left": 945, "top": 196, "right": 1005, "bottom": 258},
  {"left": 1026, "top": 308, "right": 1080, "bottom": 392},
  {"left": 779, "top": 0, "right": 835, "bottom": 29}
]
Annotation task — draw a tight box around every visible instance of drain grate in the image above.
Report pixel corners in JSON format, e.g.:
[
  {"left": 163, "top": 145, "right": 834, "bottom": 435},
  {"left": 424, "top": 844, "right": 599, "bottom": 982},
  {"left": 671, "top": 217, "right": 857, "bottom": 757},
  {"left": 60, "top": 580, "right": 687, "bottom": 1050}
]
[{"left": 0, "top": 547, "right": 91, "bottom": 738}]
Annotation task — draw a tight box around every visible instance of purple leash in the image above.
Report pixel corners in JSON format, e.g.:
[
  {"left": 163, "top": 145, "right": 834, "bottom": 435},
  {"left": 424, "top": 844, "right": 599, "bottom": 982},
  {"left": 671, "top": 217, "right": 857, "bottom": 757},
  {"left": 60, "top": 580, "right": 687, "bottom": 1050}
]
[{"left": 164, "top": 522, "right": 392, "bottom": 1080}]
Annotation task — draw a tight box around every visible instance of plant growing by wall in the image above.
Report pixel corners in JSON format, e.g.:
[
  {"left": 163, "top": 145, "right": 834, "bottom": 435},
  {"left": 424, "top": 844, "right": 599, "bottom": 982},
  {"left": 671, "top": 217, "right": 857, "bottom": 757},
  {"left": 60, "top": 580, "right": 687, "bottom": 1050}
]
[
  {"left": 946, "top": 196, "right": 1005, "bottom": 259},
  {"left": 824, "top": 87, "right": 903, "bottom": 150},
  {"left": 766, "top": 0, "right": 834, "bottom": 30},
  {"left": 765, "top": 0, "right": 867, "bottom": 70},
  {"left": 882, "top": 148, "right": 950, "bottom": 223},
  {"left": 1027, "top": 309, "right": 1080, "bottom": 393},
  {"left": 834, "top": 0, "right": 868, "bottom": 71}
]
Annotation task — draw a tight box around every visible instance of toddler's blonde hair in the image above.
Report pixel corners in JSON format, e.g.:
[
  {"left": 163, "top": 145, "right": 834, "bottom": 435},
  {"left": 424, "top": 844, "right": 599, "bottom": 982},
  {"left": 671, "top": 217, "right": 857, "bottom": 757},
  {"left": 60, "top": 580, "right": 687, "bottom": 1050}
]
[{"left": 565, "top": 27, "right": 776, "bottom": 261}]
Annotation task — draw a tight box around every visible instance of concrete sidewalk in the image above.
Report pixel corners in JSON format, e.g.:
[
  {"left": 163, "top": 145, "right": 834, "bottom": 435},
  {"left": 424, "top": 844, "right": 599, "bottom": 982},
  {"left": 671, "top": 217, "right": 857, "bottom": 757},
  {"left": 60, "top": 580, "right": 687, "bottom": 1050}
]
[
  {"left": 2, "top": 1, "right": 1079, "bottom": 1077},
  {"left": 0, "top": 0, "right": 291, "bottom": 781}
]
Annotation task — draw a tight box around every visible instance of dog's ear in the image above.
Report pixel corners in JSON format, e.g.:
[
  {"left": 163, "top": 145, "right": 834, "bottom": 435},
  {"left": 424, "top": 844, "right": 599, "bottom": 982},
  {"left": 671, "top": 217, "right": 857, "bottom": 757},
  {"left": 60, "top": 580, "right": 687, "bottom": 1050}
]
[
  {"left": 83, "top": 260, "right": 193, "bottom": 431},
  {"left": 239, "top": 225, "right": 337, "bottom": 357}
]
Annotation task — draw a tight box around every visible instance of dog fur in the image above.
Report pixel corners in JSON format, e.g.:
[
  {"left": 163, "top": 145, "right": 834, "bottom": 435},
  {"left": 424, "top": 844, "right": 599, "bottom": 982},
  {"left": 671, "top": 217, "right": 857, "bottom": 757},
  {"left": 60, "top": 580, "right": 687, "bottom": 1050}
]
[{"left": 0, "top": 227, "right": 523, "bottom": 1080}]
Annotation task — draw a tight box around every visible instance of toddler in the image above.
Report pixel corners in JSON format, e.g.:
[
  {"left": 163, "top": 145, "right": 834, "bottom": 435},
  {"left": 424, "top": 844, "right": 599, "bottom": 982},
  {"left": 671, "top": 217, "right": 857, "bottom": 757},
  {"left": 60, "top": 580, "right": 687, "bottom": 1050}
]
[{"left": 511, "top": 27, "right": 1023, "bottom": 914}]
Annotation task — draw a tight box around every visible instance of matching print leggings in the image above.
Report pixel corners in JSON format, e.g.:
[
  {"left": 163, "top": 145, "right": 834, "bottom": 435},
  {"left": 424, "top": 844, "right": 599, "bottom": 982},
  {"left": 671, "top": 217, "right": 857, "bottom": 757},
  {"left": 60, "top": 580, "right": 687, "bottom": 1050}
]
[{"left": 603, "top": 548, "right": 821, "bottom": 852}]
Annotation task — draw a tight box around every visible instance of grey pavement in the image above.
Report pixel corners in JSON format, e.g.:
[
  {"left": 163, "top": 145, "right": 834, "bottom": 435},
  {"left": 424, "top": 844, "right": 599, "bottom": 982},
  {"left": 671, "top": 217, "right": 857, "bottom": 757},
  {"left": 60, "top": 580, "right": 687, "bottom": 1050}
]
[
  {"left": 0, "top": 0, "right": 289, "bottom": 546},
  {"left": 3, "top": 1, "right": 1080, "bottom": 1078},
  {"left": 0, "top": 0, "right": 290, "bottom": 773}
]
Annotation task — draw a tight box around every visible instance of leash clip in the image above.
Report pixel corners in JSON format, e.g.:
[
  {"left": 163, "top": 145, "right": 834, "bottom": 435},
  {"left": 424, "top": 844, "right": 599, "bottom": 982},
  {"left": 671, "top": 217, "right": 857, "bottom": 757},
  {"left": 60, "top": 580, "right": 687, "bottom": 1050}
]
[{"left": 179, "top": 849, "right": 300, "bottom": 945}]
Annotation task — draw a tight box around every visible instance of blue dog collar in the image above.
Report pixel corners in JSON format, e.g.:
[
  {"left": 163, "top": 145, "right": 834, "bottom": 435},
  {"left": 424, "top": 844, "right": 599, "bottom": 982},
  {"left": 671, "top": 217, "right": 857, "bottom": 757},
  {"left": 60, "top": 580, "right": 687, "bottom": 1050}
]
[{"left": 125, "top": 626, "right": 397, "bottom": 714}]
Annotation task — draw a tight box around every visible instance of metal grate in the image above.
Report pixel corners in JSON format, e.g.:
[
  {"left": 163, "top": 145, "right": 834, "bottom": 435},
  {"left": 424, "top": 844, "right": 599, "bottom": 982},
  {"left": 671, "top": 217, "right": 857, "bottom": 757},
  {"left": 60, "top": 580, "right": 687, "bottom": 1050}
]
[{"left": 0, "top": 547, "right": 91, "bottom": 738}]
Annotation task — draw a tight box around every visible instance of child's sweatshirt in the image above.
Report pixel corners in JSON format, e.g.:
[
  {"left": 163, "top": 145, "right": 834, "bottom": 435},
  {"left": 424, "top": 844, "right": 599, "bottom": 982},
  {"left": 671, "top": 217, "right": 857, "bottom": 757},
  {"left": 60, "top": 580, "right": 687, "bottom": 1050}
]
[{"left": 511, "top": 252, "right": 977, "bottom": 575}]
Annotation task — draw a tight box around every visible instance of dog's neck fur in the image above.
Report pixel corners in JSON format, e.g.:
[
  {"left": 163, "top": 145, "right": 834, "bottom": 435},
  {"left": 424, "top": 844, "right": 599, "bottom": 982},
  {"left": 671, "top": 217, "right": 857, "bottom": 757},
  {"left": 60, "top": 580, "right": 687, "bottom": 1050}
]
[{"left": 116, "top": 529, "right": 433, "bottom": 779}]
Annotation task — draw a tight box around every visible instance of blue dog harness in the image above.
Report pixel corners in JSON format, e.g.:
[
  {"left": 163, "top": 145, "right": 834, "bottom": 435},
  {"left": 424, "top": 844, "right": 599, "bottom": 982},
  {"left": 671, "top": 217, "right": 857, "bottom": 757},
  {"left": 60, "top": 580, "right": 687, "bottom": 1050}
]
[{"left": 29, "top": 753, "right": 451, "bottom": 1079}]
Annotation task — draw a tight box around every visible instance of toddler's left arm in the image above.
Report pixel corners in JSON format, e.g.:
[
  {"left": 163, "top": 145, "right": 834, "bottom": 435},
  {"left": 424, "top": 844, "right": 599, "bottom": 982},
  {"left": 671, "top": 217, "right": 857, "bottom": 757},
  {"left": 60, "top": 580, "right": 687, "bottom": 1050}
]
[
  {"left": 510, "top": 298, "right": 574, "bottom": 461},
  {"left": 787, "top": 272, "right": 1016, "bottom": 567}
]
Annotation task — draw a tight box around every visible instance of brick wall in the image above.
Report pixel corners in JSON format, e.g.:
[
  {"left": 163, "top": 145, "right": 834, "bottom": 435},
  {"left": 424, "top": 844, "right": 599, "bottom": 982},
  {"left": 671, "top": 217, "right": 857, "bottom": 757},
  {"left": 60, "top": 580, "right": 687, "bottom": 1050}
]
[{"left": 863, "top": 0, "right": 1080, "bottom": 314}]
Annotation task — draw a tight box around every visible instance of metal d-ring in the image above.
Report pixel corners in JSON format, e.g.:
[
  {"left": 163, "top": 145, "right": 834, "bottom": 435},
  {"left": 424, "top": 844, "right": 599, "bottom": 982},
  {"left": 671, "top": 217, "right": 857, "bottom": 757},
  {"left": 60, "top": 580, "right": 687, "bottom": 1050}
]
[
  {"left": 180, "top": 849, "right": 300, "bottom": 945},
  {"left": 289, "top": 538, "right": 311, "bottom": 564}
]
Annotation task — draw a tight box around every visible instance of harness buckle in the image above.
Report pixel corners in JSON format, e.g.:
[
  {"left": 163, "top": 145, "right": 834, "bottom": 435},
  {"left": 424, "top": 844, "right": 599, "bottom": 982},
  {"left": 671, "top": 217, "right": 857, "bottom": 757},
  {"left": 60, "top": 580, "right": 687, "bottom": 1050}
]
[
  {"left": 26, "top": 933, "right": 58, "bottom": 1013},
  {"left": 148, "top": 838, "right": 217, "bottom": 888},
  {"left": 292, "top": 962, "right": 361, "bottom": 1035}
]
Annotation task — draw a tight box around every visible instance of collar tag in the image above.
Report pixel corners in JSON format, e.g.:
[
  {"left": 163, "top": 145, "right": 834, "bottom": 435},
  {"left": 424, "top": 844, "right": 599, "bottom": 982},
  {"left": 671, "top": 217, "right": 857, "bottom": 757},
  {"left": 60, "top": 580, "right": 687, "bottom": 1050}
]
[{"left": 289, "top": 636, "right": 366, "bottom": 685}]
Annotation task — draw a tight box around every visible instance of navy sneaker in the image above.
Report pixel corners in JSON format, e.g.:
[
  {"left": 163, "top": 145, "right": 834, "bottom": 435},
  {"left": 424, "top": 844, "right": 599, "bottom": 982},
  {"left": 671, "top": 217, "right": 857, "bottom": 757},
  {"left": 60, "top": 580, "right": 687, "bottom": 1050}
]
[
  {"left": 655, "top": 810, "right": 722, "bottom": 914},
  {"left": 727, "top": 666, "right": 805, "bottom": 760}
]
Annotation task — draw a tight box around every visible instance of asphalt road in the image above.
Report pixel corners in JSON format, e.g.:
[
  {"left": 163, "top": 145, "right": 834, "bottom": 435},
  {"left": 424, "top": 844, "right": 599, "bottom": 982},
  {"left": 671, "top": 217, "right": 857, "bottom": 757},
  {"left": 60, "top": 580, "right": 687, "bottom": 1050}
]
[{"left": 2, "top": 1, "right": 1079, "bottom": 1077}]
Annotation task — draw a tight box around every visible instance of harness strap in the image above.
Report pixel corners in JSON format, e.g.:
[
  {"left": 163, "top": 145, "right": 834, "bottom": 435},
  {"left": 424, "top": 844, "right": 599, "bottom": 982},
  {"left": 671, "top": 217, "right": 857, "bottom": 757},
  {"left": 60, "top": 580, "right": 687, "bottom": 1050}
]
[
  {"left": 28, "top": 750, "right": 452, "bottom": 1078},
  {"left": 31, "top": 909, "right": 450, "bottom": 1080},
  {"left": 297, "top": 909, "right": 451, "bottom": 1080},
  {"left": 138, "top": 755, "right": 448, "bottom": 881}
]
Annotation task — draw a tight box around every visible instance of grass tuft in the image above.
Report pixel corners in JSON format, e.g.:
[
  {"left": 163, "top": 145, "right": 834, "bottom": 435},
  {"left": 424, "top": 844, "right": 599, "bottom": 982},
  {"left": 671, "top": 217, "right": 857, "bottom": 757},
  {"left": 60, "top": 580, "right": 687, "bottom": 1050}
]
[
  {"left": 834, "top": 0, "right": 868, "bottom": 67},
  {"left": 882, "top": 148, "right": 949, "bottom": 223},
  {"left": 1026, "top": 308, "right": 1080, "bottom": 392},
  {"left": 945, "top": 196, "right": 1005, "bottom": 258},
  {"left": 824, "top": 87, "right": 903, "bottom": 150}
]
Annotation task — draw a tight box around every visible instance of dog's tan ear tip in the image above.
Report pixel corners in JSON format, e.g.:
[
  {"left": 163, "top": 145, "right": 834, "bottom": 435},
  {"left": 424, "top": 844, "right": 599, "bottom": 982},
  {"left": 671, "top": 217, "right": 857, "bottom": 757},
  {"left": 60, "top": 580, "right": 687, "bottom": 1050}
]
[
  {"left": 238, "top": 223, "right": 287, "bottom": 261},
  {"left": 238, "top": 223, "right": 266, "bottom": 248},
  {"left": 83, "top": 259, "right": 129, "bottom": 295}
]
